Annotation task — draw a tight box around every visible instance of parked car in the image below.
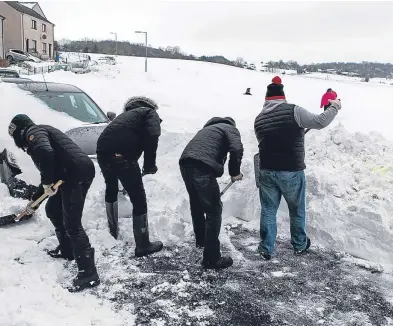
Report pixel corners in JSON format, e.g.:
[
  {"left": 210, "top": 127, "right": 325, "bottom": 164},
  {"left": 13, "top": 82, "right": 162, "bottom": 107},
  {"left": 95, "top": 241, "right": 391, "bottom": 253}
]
[
  {"left": 71, "top": 61, "right": 91, "bottom": 74},
  {"left": 98, "top": 56, "right": 116, "bottom": 65},
  {"left": 0, "top": 81, "right": 117, "bottom": 198},
  {"left": 1, "top": 77, "right": 32, "bottom": 84},
  {"left": 50, "top": 64, "right": 72, "bottom": 72},
  {"left": 0, "top": 69, "right": 20, "bottom": 78},
  {"left": 5, "top": 49, "right": 40, "bottom": 64}
]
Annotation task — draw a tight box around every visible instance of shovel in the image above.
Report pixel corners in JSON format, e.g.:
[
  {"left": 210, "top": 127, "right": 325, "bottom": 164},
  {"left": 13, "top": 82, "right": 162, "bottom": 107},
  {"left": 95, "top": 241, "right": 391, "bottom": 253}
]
[
  {"left": 254, "top": 128, "right": 311, "bottom": 188},
  {"left": 220, "top": 180, "right": 234, "bottom": 197},
  {"left": 0, "top": 180, "right": 63, "bottom": 227}
]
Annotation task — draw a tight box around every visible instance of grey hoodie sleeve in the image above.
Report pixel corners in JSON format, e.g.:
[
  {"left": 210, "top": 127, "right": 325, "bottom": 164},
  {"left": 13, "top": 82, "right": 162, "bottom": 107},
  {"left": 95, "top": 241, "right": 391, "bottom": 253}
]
[{"left": 294, "top": 105, "right": 338, "bottom": 130}]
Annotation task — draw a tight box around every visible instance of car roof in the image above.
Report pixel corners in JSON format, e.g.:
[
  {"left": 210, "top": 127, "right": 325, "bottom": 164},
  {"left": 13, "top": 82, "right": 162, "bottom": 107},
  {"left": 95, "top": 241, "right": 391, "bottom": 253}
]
[
  {"left": 1, "top": 77, "right": 32, "bottom": 84},
  {"left": 18, "top": 81, "right": 84, "bottom": 93},
  {"left": 0, "top": 68, "right": 19, "bottom": 72}
]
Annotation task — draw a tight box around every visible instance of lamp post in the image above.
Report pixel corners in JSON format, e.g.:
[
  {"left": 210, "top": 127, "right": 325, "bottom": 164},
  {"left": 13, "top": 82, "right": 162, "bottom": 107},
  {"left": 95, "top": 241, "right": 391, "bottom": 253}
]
[
  {"left": 110, "top": 32, "right": 117, "bottom": 57},
  {"left": 135, "top": 31, "right": 147, "bottom": 72}
]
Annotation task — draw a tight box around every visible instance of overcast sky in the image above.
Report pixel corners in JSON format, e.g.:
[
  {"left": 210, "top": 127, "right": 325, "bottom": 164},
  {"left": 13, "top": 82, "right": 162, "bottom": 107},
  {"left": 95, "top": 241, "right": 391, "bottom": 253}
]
[{"left": 36, "top": 0, "right": 393, "bottom": 64}]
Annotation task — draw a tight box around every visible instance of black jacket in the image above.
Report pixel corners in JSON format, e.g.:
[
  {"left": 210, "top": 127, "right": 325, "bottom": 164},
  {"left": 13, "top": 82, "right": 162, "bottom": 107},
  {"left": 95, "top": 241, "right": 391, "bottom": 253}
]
[
  {"left": 254, "top": 103, "right": 305, "bottom": 171},
  {"left": 179, "top": 117, "right": 243, "bottom": 177},
  {"left": 96, "top": 107, "right": 161, "bottom": 170},
  {"left": 25, "top": 125, "right": 95, "bottom": 186}
]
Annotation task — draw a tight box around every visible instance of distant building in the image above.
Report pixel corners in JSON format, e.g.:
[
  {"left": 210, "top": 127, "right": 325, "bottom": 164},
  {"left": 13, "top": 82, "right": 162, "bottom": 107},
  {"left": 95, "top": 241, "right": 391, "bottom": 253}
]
[{"left": 0, "top": 1, "right": 55, "bottom": 59}]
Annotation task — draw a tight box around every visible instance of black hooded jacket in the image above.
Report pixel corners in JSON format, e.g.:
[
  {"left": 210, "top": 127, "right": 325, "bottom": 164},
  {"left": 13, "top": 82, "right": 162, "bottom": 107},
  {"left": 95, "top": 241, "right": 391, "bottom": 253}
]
[
  {"left": 24, "top": 125, "right": 95, "bottom": 186},
  {"left": 96, "top": 107, "right": 161, "bottom": 170},
  {"left": 179, "top": 117, "right": 243, "bottom": 177}
]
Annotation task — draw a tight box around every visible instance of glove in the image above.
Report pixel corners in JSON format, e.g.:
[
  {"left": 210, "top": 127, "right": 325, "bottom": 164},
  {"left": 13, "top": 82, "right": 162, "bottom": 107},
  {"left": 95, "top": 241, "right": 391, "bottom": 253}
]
[
  {"left": 24, "top": 201, "right": 37, "bottom": 216},
  {"left": 231, "top": 173, "right": 243, "bottom": 182},
  {"left": 328, "top": 99, "right": 341, "bottom": 110},
  {"left": 43, "top": 184, "right": 58, "bottom": 197},
  {"left": 142, "top": 166, "right": 158, "bottom": 176}
]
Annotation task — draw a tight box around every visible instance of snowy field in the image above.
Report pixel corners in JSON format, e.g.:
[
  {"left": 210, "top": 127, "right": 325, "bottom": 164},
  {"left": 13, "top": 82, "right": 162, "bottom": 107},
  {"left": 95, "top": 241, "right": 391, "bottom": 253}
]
[{"left": 1, "top": 54, "right": 393, "bottom": 325}]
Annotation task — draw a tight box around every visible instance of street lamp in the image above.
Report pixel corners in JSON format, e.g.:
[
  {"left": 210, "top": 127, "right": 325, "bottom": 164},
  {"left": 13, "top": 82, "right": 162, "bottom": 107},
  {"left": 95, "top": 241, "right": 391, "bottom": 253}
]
[
  {"left": 135, "top": 30, "right": 147, "bottom": 72},
  {"left": 110, "top": 32, "right": 117, "bottom": 57}
]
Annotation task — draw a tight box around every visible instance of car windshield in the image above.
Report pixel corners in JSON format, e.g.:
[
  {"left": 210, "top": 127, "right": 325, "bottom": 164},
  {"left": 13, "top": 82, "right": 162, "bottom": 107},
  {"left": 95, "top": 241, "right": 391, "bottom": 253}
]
[
  {"left": 32, "top": 91, "right": 108, "bottom": 123},
  {"left": 0, "top": 71, "right": 18, "bottom": 77}
]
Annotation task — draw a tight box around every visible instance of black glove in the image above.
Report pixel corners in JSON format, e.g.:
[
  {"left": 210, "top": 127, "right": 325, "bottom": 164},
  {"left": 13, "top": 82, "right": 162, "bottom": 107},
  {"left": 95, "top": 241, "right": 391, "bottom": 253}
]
[{"left": 142, "top": 165, "right": 158, "bottom": 176}]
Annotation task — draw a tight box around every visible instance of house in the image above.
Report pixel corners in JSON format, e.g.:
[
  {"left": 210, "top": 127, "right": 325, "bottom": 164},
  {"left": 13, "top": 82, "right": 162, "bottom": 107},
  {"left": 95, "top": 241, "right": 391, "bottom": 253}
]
[{"left": 0, "top": 1, "right": 55, "bottom": 59}]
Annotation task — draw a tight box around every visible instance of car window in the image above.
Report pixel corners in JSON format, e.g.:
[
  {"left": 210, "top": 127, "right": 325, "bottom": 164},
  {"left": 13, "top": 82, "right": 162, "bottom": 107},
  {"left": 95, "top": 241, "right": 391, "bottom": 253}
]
[
  {"left": 33, "top": 92, "right": 107, "bottom": 123},
  {"left": 0, "top": 71, "right": 18, "bottom": 77},
  {"left": 13, "top": 50, "right": 25, "bottom": 55}
]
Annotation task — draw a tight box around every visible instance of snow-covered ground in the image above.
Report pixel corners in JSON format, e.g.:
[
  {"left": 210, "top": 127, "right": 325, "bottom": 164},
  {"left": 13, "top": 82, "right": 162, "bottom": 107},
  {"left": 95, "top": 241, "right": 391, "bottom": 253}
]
[{"left": 1, "top": 54, "right": 393, "bottom": 325}]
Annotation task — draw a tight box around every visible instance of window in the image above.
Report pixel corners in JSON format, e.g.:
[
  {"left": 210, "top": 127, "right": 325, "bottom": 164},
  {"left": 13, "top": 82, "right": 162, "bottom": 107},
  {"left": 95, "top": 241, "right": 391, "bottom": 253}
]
[
  {"left": 32, "top": 92, "right": 108, "bottom": 123},
  {"left": 32, "top": 40, "right": 37, "bottom": 51},
  {"left": 31, "top": 20, "right": 37, "bottom": 29},
  {"left": 42, "top": 42, "right": 47, "bottom": 54},
  {"left": 42, "top": 24, "right": 46, "bottom": 32}
]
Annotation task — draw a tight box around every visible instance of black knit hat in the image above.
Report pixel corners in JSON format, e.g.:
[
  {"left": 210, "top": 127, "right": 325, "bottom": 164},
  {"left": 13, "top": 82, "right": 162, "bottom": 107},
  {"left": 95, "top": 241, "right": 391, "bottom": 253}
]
[
  {"left": 8, "top": 114, "right": 35, "bottom": 149},
  {"left": 265, "top": 76, "right": 285, "bottom": 100}
]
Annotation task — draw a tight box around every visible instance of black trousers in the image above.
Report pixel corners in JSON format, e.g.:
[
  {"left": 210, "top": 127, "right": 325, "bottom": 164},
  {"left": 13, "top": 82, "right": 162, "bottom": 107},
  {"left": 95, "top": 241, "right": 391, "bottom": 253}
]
[
  {"left": 180, "top": 163, "right": 223, "bottom": 262},
  {"left": 98, "top": 155, "right": 147, "bottom": 216},
  {"left": 45, "top": 179, "right": 92, "bottom": 256}
]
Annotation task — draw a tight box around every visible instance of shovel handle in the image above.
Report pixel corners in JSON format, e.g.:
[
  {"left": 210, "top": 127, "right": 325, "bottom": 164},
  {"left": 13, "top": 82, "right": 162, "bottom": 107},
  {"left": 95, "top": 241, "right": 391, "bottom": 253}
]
[
  {"left": 220, "top": 180, "right": 234, "bottom": 197},
  {"left": 16, "top": 180, "right": 64, "bottom": 221}
]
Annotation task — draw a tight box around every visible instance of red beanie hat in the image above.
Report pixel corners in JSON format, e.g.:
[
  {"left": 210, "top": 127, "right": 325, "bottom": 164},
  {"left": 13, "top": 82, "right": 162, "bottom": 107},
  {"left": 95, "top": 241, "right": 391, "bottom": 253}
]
[
  {"left": 272, "top": 76, "right": 282, "bottom": 85},
  {"left": 265, "top": 76, "right": 285, "bottom": 100}
]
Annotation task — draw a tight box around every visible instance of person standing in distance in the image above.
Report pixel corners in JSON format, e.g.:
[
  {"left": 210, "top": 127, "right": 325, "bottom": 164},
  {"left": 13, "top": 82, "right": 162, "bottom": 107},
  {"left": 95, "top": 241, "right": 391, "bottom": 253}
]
[
  {"left": 254, "top": 76, "right": 341, "bottom": 260},
  {"left": 96, "top": 96, "right": 163, "bottom": 257},
  {"left": 8, "top": 114, "right": 99, "bottom": 292},
  {"left": 179, "top": 117, "right": 244, "bottom": 269}
]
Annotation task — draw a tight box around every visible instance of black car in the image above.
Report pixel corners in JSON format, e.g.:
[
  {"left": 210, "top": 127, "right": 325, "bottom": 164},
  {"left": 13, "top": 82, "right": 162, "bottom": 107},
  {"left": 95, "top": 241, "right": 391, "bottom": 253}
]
[
  {"left": 1, "top": 81, "right": 117, "bottom": 198},
  {"left": 0, "top": 69, "right": 20, "bottom": 78}
]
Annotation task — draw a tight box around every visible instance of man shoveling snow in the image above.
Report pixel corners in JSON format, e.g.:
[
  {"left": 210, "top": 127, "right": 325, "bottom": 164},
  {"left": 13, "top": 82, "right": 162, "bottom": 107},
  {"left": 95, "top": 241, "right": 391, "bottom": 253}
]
[{"left": 8, "top": 114, "right": 100, "bottom": 292}]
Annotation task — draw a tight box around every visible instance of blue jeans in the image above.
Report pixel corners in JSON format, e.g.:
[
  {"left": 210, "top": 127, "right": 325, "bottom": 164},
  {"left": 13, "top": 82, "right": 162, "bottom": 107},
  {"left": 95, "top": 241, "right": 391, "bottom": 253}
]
[{"left": 258, "top": 169, "right": 307, "bottom": 255}]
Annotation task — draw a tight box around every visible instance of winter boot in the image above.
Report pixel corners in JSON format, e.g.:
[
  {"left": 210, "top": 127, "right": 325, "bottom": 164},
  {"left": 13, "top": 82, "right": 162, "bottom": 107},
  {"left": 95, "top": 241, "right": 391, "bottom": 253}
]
[
  {"left": 69, "top": 247, "right": 100, "bottom": 293},
  {"left": 47, "top": 229, "right": 74, "bottom": 261},
  {"left": 106, "top": 201, "right": 119, "bottom": 239},
  {"left": 294, "top": 238, "right": 311, "bottom": 255},
  {"left": 133, "top": 214, "right": 163, "bottom": 257},
  {"left": 201, "top": 213, "right": 233, "bottom": 269},
  {"left": 202, "top": 256, "right": 233, "bottom": 269}
]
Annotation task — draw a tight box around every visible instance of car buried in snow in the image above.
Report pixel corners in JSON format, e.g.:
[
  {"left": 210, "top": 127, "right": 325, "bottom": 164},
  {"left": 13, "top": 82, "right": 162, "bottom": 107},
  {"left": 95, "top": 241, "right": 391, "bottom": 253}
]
[{"left": 0, "top": 81, "right": 117, "bottom": 199}]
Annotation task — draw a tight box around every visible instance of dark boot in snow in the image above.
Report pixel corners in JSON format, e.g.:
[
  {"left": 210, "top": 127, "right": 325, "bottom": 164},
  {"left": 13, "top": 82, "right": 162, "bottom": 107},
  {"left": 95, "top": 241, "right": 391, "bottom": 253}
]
[
  {"left": 133, "top": 214, "right": 163, "bottom": 257},
  {"left": 106, "top": 201, "right": 119, "bottom": 239},
  {"left": 294, "top": 238, "right": 311, "bottom": 255},
  {"left": 68, "top": 248, "right": 100, "bottom": 293},
  {"left": 202, "top": 256, "right": 233, "bottom": 269},
  {"left": 47, "top": 245, "right": 74, "bottom": 261},
  {"left": 47, "top": 229, "right": 74, "bottom": 261}
]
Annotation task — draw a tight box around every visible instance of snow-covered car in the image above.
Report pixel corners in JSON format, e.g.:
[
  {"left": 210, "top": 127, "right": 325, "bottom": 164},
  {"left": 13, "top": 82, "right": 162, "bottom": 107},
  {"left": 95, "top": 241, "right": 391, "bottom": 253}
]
[
  {"left": 5, "top": 49, "right": 39, "bottom": 64},
  {"left": 71, "top": 61, "right": 91, "bottom": 74},
  {"left": 1, "top": 77, "right": 32, "bottom": 84},
  {"left": 0, "top": 69, "right": 20, "bottom": 78},
  {"left": 0, "top": 81, "right": 117, "bottom": 198},
  {"left": 98, "top": 56, "right": 116, "bottom": 65},
  {"left": 50, "top": 64, "right": 72, "bottom": 72}
]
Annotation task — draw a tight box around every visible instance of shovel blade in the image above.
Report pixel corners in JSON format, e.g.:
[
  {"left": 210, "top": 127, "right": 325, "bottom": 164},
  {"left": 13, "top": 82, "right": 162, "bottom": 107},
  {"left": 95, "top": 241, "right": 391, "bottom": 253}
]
[{"left": 0, "top": 214, "right": 17, "bottom": 227}]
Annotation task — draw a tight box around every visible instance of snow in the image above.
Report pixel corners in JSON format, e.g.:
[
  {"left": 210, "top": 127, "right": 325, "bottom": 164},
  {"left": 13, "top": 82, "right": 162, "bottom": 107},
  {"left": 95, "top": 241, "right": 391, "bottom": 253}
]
[{"left": 1, "top": 53, "right": 393, "bottom": 324}]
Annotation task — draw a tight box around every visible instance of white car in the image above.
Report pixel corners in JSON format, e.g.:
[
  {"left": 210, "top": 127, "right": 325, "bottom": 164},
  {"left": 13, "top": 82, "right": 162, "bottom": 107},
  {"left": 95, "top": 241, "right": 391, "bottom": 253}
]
[
  {"left": 71, "top": 61, "right": 91, "bottom": 74},
  {"left": 0, "top": 81, "right": 116, "bottom": 199},
  {"left": 98, "top": 56, "right": 116, "bottom": 65}
]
